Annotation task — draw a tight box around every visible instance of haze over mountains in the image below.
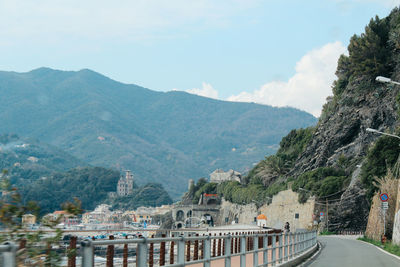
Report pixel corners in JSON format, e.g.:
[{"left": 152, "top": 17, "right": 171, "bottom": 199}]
[{"left": 0, "top": 68, "right": 316, "bottom": 196}]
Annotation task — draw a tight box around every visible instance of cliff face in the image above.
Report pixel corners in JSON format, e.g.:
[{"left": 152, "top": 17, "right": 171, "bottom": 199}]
[
  {"left": 294, "top": 78, "right": 398, "bottom": 175},
  {"left": 291, "top": 76, "right": 399, "bottom": 231},
  {"left": 258, "top": 8, "right": 400, "bottom": 231}
]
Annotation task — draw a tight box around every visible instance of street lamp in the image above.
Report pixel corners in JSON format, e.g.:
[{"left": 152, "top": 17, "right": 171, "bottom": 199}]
[
  {"left": 366, "top": 128, "right": 400, "bottom": 140},
  {"left": 376, "top": 76, "right": 400, "bottom": 85},
  {"left": 366, "top": 127, "right": 400, "bottom": 239}
]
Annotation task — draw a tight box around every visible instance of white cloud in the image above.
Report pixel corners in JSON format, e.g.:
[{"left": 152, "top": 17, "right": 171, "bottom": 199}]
[
  {"left": 228, "top": 42, "right": 347, "bottom": 117},
  {"left": 0, "top": 0, "right": 260, "bottom": 44},
  {"left": 186, "top": 82, "right": 219, "bottom": 99}
]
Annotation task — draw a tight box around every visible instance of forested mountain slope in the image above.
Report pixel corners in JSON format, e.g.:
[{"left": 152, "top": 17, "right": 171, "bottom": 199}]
[{"left": 0, "top": 68, "right": 316, "bottom": 196}]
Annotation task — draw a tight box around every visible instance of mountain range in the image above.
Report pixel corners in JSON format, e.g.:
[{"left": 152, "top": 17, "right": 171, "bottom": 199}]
[{"left": 0, "top": 68, "right": 316, "bottom": 197}]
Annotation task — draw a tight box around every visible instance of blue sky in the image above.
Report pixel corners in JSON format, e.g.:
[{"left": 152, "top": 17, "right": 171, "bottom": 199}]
[{"left": 0, "top": 0, "right": 399, "bottom": 116}]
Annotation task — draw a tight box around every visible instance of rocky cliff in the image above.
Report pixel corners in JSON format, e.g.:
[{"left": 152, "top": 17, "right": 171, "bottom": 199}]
[{"left": 252, "top": 8, "right": 400, "bottom": 231}]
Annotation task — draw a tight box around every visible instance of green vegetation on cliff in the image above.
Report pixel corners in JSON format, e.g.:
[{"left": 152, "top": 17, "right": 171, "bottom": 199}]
[
  {"left": 292, "top": 167, "right": 349, "bottom": 203},
  {"left": 110, "top": 183, "right": 173, "bottom": 210},
  {"left": 361, "top": 134, "right": 400, "bottom": 200},
  {"left": 245, "top": 127, "right": 314, "bottom": 187}
]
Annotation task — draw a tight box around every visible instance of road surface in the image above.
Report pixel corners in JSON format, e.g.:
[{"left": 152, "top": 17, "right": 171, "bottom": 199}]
[{"left": 309, "top": 236, "right": 400, "bottom": 267}]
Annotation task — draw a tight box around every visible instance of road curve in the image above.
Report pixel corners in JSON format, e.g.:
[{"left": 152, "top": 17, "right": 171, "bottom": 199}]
[{"left": 309, "top": 236, "right": 400, "bottom": 267}]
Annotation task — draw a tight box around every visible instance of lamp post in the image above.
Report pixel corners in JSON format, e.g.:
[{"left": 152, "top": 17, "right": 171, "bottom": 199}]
[
  {"left": 366, "top": 127, "right": 400, "bottom": 240},
  {"left": 376, "top": 76, "right": 400, "bottom": 85}
]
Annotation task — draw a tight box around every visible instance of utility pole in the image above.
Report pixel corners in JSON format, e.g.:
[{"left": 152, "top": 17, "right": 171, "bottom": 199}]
[{"left": 326, "top": 198, "right": 329, "bottom": 232}]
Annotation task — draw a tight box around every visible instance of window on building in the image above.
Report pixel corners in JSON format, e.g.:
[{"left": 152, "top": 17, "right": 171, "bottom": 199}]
[{"left": 295, "top": 213, "right": 299, "bottom": 219}]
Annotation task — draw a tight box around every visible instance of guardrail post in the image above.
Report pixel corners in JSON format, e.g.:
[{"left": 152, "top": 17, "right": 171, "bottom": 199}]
[
  {"left": 224, "top": 235, "right": 231, "bottom": 267},
  {"left": 263, "top": 233, "right": 268, "bottom": 265},
  {"left": 253, "top": 234, "right": 258, "bottom": 266},
  {"left": 170, "top": 236, "right": 175, "bottom": 264},
  {"left": 288, "top": 233, "right": 292, "bottom": 259},
  {"left": 186, "top": 235, "right": 191, "bottom": 262},
  {"left": 194, "top": 234, "right": 199, "bottom": 261},
  {"left": 177, "top": 236, "right": 185, "bottom": 265},
  {"left": 271, "top": 234, "right": 276, "bottom": 266},
  {"left": 240, "top": 236, "right": 246, "bottom": 267},
  {"left": 204, "top": 236, "right": 211, "bottom": 267},
  {"left": 278, "top": 233, "right": 282, "bottom": 264},
  {"left": 314, "top": 231, "right": 317, "bottom": 245},
  {"left": 107, "top": 235, "right": 114, "bottom": 267},
  {"left": 2, "top": 242, "right": 17, "bottom": 267},
  {"left": 68, "top": 236, "right": 77, "bottom": 267},
  {"left": 284, "top": 234, "right": 288, "bottom": 262},
  {"left": 136, "top": 237, "right": 148, "bottom": 267},
  {"left": 149, "top": 239, "right": 154, "bottom": 267},
  {"left": 81, "top": 240, "right": 94, "bottom": 267},
  {"left": 123, "top": 236, "right": 128, "bottom": 267}
]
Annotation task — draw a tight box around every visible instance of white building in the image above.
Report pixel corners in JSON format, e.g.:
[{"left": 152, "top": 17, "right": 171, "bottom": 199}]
[
  {"left": 117, "top": 170, "right": 134, "bottom": 196},
  {"left": 210, "top": 169, "right": 241, "bottom": 183}
]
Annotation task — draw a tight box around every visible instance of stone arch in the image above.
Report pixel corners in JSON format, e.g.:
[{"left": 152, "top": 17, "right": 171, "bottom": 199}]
[
  {"left": 176, "top": 210, "right": 184, "bottom": 221},
  {"left": 207, "top": 198, "right": 218, "bottom": 205},
  {"left": 187, "top": 210, "right": 192, "bottom": 218}
]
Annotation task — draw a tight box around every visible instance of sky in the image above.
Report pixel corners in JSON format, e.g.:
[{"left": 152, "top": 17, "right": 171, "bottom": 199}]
[{"left": 1, "top": 0, "right": 400, "bottom": 117}]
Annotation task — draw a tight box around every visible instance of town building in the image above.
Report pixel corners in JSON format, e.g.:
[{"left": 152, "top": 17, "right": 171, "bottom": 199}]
[
  {"left": 210, "top": 169, "right": 241, "bottom": 183},
  {"left": 256, "top": 214, "right": 267, "bottom": 227},
  {"left": 22, "top": 214, "right": 36, "bottom": 227},
  {"left": 117, "top": 170, "right": 134, "bottom": 196}
]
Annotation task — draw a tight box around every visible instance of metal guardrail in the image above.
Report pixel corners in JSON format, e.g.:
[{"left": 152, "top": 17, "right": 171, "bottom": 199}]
[
  {"left": 81, "top": 230, "right": 317, "bottom": 267},
  {"left": 0, "top": 230, "right": 317, "bottom": 267},
  {"left": 0, "top": 242, "right": 17, "bottom": 267}
]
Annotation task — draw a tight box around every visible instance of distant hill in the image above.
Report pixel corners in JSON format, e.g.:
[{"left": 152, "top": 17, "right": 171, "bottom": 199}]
[
  {"left": 0, "top": 68, "right": 317, "bottom": 197},
  {"left": 0, "top": 134, "right": 86, "bottom": 186}
]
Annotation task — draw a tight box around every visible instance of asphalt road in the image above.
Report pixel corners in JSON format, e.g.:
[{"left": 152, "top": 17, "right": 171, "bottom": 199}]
[{"left": 309, "top": 236, "right": 400, "bottom": 267}]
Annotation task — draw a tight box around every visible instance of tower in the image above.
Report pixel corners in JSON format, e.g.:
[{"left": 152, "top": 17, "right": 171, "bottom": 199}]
[
  {"left": 188, "top": 179, "right": 194, "bottom": 190},
  {"left": 125, "top": 170, "right": 134, "bottom": 195},
  {"left": 117, "top": 170, "right": 134, "bottom": 196}
]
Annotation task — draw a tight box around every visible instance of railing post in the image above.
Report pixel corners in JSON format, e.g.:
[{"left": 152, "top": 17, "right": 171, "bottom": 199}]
[
  {"left": 263, "top": 233, "right": 268, "bottom": 266},
  {"left": 224, "top": 235, "right": 231, "bottom": 267},
  {"left": 160, "top": 234, "right": 166, "bottom": 266},
  {"left": 107, "top": 235, "right": 115, "bottom": 267},
  {"left": 68, "top": 236, "right": 77, "bottom": 267},
  {"left": 81, "top": 240, "right": 94, "bottom": 267},
  {"left": 288, "top": 233, "right": 292, "bottom": 259},
  {"left": 284, "top": 234, "right": 288, "bottom": 262},
  {"left": 123, "top": 236, "right": 128, "bottom": 267},
  {"left": 194, "top": 234, "right": 199, "bottom": 261},
  {"left": 186, "top": 236, "right": 191, "bottom": 262},
  {"left": 177, "top": 236, "right": 185, "bottom": 265},
  {"left": 253, "top": 234, "right": 258, "bottom": 266},
  {"left": 271, "top": 234, "right": 276, "bottom": 266},
  {"left": 170, "top": 236, "right": 175, "bottom": 264},
  {"left": 218, "top": 233, "right": 222, "bottom": 256},
  {"left": 240, "top": 236, "right": 246, "bottom": 267},
  {"left": 136, "top": 237, "right": 148, "bottom": 267},
  {"left": 278, "top": 233, "right": 282, "bottom": 264},
  {"left": 2, "top": 242, "right": 17, "bottom": 267},
  {"left": 204, "top": 236, "right": 211, "bottom": 267}
]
